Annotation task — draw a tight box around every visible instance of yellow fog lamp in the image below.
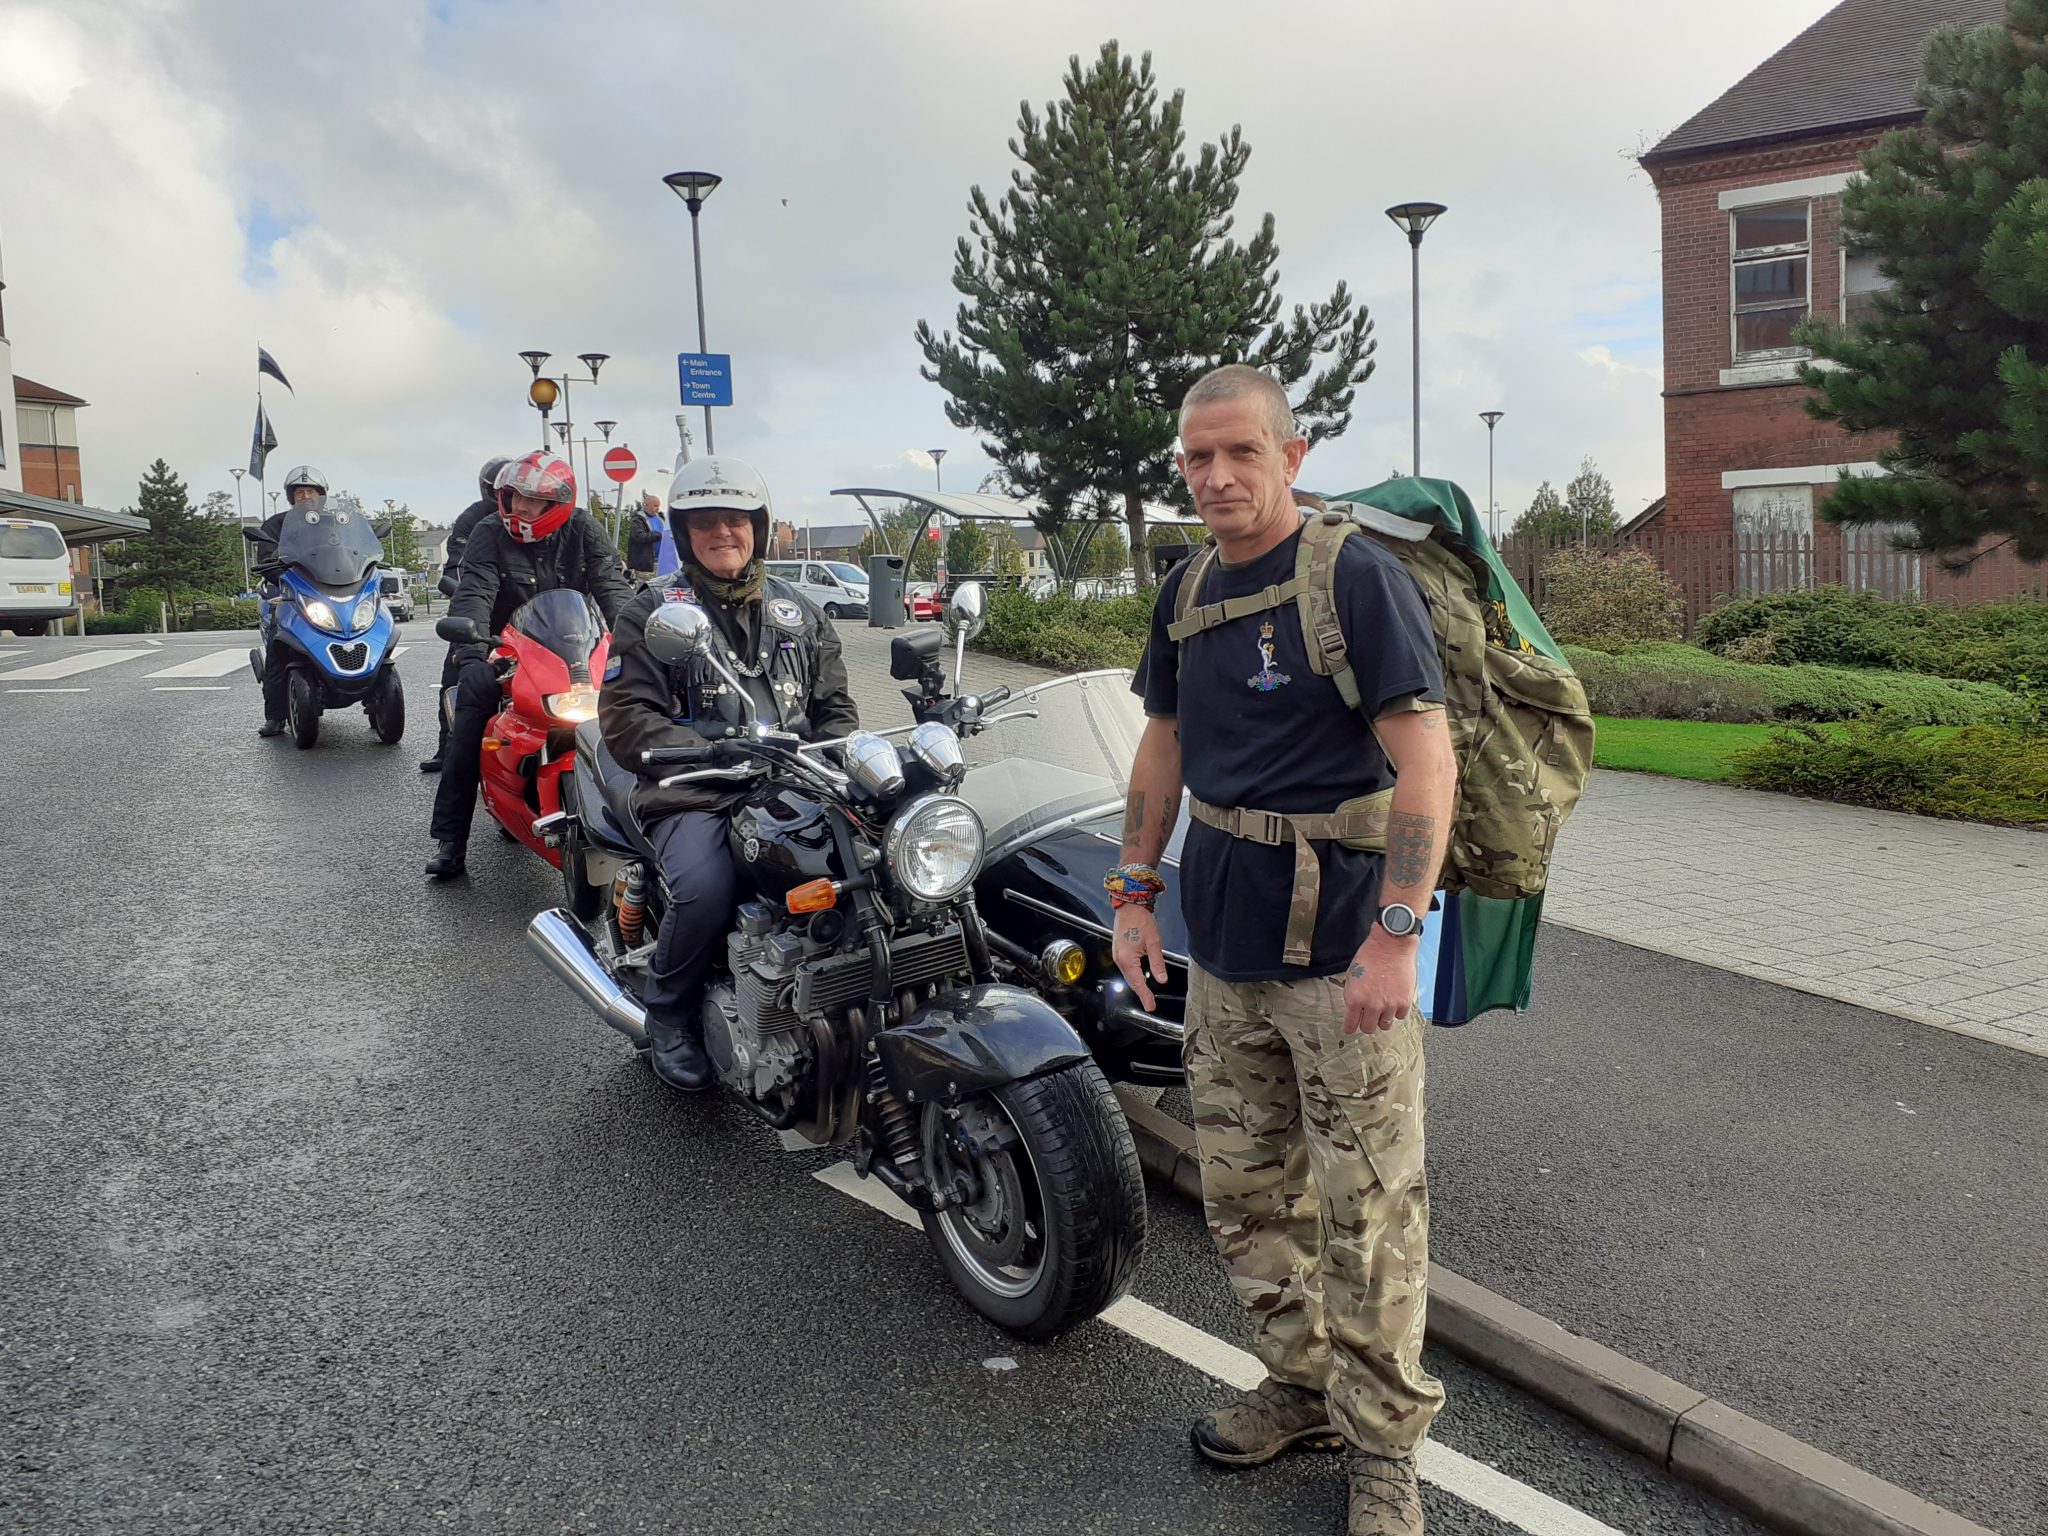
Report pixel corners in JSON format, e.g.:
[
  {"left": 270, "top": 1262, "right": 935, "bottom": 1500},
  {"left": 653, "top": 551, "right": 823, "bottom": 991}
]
[{"left": 1041, "top": 938, "right": 1087, "bottom": 987}]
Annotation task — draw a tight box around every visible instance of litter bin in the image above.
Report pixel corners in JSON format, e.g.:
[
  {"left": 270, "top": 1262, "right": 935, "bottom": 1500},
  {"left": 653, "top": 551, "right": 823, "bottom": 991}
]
[{"left": 866, "top": 554, "right": 906, "bottom": 630}]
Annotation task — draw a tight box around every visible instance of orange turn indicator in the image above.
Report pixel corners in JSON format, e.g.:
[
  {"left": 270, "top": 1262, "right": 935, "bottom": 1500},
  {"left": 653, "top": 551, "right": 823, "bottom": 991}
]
[{"left": 787, "top": 878, "right": 837, "bottom": 914}]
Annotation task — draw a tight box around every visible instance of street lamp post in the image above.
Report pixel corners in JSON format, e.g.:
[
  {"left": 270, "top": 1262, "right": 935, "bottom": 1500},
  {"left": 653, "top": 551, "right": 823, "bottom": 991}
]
[
  {"left": 520, "top": 349, "right": 608, "bottom": 461},
  {"left": 1385, "top": 202, "right": 1448, "bottom": 477},
  {"left": 230, "top": 467, "right": 249, "bottom": 591},
  {"left": 1479, "top": 411, "right": 1504, "bottom": 545},
  {"left": 929, "top": 448, "right": 947, "bottom": 493},
  {"left": 663, "top": 170, "right": 723, "bottom": 454}
]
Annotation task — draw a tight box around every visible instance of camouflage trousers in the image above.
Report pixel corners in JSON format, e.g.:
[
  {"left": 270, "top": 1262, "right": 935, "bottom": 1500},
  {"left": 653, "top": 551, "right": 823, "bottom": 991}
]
[{"left": 1184, "top": 965, "right": 1444, "bottom": 1456}]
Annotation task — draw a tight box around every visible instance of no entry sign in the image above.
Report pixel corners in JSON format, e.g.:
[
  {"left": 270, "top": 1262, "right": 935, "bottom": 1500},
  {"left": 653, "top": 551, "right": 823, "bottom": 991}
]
[{"left": 603, "top": 446, "right": 637, "bottom": 484}]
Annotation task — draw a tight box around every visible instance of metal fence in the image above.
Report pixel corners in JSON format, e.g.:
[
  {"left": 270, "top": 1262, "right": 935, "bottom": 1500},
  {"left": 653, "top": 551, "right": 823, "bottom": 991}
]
[{"left": 1497, "top": 528, "right": 2048, "bottom": 635}]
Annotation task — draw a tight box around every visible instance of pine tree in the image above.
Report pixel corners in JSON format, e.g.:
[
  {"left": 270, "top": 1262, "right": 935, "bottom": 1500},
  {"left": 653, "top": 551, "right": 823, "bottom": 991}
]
[
  {"left": 1802, "top": 0, "right": 2048, "bottom": 560},
  {"left": 124, "top": 459, "right": 236, "bottom": 624},
  {"left": 1513, "top": 482, "right": 1571, "bottom": 542},
  {"left": 917, "top": 40, "right": 1375, "bottom": 588}
]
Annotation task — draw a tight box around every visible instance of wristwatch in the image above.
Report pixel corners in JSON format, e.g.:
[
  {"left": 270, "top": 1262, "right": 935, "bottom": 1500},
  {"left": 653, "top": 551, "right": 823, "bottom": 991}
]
[{"left": 1376, "top": 902, "right": 1423, "bottom": 939}]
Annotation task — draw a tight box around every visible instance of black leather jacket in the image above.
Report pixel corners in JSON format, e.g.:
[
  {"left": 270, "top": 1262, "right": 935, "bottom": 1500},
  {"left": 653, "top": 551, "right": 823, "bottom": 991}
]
[
  {"left": 450, "top": 509, "right": 633, "bottom": 639},
  {"left": 598, "top": 573, "right": 859, "bottom": 818}
]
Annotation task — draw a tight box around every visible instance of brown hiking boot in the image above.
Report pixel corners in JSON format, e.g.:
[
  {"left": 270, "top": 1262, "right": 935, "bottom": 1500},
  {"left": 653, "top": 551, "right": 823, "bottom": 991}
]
[
  {"left": 1346, "top": 1449, "right": 1424, "bottom": 1535},
  {"left": 1189, "top": 1377, "right": 1344, "bottom": 1467}
]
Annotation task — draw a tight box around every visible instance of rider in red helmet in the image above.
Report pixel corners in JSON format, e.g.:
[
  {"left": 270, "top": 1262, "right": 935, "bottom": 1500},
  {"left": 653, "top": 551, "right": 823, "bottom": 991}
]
[{"left": 427, "top": 450, "right": 632, "bottom": 878}]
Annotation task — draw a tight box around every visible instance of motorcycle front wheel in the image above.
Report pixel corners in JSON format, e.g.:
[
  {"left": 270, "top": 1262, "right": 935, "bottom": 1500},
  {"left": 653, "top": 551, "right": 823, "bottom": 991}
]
[
  {"left": 287, "top": 671, "right": 320, "bottom": 749},
  {"left": 918, "top": 1059, "right": 1145, "bottom": 1341},
  {"left": 367, "top": 667, "right": 405, "bottom": 743}
]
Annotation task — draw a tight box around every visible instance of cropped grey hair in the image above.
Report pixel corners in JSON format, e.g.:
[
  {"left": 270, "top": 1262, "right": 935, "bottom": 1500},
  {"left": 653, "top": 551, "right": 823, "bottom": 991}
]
[{"left": 1178, "top": 364, "right": 1298, "bottom": 445}]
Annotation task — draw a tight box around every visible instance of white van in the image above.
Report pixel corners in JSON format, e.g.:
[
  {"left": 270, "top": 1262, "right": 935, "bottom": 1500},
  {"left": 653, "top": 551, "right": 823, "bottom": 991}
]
[
  {"left": 764, "top": 559, "right": 870, "bottom": 619},
  {"left": 0, "top": 517, "right": 77, "bottom": 636}
]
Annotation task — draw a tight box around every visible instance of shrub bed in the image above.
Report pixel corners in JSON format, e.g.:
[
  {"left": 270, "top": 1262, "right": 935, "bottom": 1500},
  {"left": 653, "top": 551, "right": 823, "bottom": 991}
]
[
  {"left": 1730, "top": 716, "right": 2048, "bottom": 825},
  {"left": 85, "top": 613, "right": 146, "bottom": 635},
  {"left": 1538, "top": 547, "right": 1684, "bottom": 649},
  {"left": 1696, "top": 587, "right": 2048, "bottom": 683},
  {"left": 975, "top": 588, "right": 1155, "bottom": 671},
  {"left": 1563, "top": 642, "right": 2019, "bottom": 725}
]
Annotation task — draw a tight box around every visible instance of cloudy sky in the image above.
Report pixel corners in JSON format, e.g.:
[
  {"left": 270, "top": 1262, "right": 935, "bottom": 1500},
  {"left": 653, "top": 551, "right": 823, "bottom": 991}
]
[{"left": 0, "top": 0, "right": 1840, "bottom": 534}]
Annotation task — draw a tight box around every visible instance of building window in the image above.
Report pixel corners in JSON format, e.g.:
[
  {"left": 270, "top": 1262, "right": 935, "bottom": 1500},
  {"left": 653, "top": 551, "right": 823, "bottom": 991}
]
[
  {"left": 1842, "top": 250, "right": 1889, "bottom": 329},
  {"left": 1730, "top": 202, "right": 1810, "bottom": 360},
  {"left": 1733, "top": 484, "right": 1813, "bottom": 592}
]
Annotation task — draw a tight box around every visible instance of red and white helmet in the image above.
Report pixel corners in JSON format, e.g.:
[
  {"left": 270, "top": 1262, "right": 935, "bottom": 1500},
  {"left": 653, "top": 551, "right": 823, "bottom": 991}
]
[{"left": 494, "top": 451, "right": 577, "bottom": 543}]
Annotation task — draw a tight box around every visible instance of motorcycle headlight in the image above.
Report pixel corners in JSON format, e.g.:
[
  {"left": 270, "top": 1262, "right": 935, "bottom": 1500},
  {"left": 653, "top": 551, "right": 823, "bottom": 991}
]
[
  {"left": 546, "top": 684, "right": 600, "bottom": 722},
  {"left": 843, "top": 730, "right": 905, "bottom": 797},
  {"left": 351, "top": 594, "right": 378, "bottom": 631},
  {"left": 300, "top": 597, "right": 340, "bottom": 632},
  {"left": 884, "top": 793, "right": 984, "bottom": 902}
]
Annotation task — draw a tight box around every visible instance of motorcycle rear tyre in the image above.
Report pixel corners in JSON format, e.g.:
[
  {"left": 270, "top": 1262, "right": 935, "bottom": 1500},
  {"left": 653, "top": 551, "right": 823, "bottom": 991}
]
[
  {"left": 367, "top": 667, "right": 405, "bottom": 743},
  {"left": 919, "top": 1059, "right": 1145, "bottom": 1342},
  {"left": 287, "top": 671, "right": 320, "bottom": 749}
]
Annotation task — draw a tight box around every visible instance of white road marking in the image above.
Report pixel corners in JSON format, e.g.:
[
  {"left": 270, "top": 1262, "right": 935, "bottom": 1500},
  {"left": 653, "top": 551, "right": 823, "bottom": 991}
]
[
  {"left": 6, "top": 687, "right": 91, "bottom": 694},
  {"left": 812, "top": 1163, "right": 1622, "bottom": 1536},
  {"left": 145, "top": 648, "right": 248, "bottom": 679},
  {"left": 153, "top": 685, "right": 231, "bottom": 692},
  {"left": 143, "top": 638, "right": 163, "bottom": 647},
  {"left": 391, "top": 645, "right": 409, "bottom": 658},
  {"left": 0, "top": 649, "right": 153, "bottom": 681}
]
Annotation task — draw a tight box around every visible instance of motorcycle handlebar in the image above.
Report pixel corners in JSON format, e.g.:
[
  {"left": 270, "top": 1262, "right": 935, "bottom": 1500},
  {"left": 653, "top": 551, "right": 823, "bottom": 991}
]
[
  {"left": 976, "top": 685, "right": 1012, "bottom": 710},
  {"left": 641, "top": 745, "right": 711, "bottom": 768}
]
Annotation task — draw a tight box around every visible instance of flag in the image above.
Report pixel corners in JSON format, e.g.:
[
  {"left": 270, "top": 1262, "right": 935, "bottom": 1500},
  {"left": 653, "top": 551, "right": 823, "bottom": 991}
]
[
  {"left": 257, "top": 346, "right": 293, "bottom": 394},
  {"left": 249, "top": 402, "right": 278, "bottom": 479}
]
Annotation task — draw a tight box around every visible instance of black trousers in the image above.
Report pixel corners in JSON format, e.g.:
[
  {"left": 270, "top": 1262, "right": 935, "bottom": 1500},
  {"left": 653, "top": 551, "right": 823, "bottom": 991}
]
[
  {"left": 260, "top": 641, "right": 291, "bottom": 721},
  {"left": 428, "top": 657, "right": 501, "bottom": 842},
  {"left": 644, "top": 810, "right": 739, "bottom": 1029},
  {"left": 432, "top": 642, "right": 464, "bottom": 757}
]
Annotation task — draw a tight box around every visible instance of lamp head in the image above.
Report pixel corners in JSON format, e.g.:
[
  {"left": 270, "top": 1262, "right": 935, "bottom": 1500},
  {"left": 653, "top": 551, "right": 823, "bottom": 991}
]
[
  {"left": 518, "top": 349, "right": 551, "bottom": 377},
  {"left": 1480, "top": 411, "right": 1505, "bottom": 429},
  {"left": 595, "top": 420, "right": 617, "bottom": 440},
  {"left": 577, "top": 352, "right": 609, "bottom": 381},
  {"left": 529, "top": 376, "right": 560, "bottom": 411},
  {"left": 1384, "top": 202, "right": 1448, "bottom": 245},
  {"left": 663, "top": 170, "right": 723, "bottom": 211}
]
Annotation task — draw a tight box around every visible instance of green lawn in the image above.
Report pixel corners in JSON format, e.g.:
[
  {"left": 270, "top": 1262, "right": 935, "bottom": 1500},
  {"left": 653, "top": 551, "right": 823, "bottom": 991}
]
[{"left": 1591, "top": 717, "right": 1784, "bottom": 781}]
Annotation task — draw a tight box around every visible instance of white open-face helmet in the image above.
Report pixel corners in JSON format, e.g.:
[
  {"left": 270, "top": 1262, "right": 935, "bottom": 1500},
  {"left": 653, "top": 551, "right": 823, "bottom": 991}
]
[
  {"left": 282, "top": 465, "right": 328, "bottom": 503},
  {"left": 667, "top": 456, "right": 772, "bottom": 555}
]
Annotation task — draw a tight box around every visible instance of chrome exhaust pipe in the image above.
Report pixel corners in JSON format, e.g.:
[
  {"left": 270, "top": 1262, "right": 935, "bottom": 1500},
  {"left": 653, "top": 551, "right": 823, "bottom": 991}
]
[{"left": 526, "top": 907, "right": 648, "bottom": 1044}]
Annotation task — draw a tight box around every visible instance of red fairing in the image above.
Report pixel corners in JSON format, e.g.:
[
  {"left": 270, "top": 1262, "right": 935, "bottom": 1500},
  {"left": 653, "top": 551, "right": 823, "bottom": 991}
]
[{"left": 468, "top": 605, "right": 611, "bottom": 870}]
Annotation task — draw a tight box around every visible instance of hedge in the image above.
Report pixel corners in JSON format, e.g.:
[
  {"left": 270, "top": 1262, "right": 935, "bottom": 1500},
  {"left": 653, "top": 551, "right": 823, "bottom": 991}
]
[
  {"left": 1696, "top": 587, "right": 2048, "bottom": 684},
  {"left": 975, "top": 588, "right": 1155, "bottom": 671},
  {"left": 1730, "top": 716, "right": 2048, "bottom": 825},
  {"left": 1563, "top": 642, "right": 2021, "bottom": 726}
]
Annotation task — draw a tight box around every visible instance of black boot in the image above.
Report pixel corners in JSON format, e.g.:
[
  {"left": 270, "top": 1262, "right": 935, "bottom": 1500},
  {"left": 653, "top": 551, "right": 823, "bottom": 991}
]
[
  {"left": 425, "top": 839, "right": 467, "bottom": 879},
  {"left": 644, "top": 1010, "right": 713, "bottom": 1093},
  {"left": 257, "top": 719, "right": 286, "bottom": 738},
  {"left": 418, "top": 756, "right": 443, "bottom": 773}
]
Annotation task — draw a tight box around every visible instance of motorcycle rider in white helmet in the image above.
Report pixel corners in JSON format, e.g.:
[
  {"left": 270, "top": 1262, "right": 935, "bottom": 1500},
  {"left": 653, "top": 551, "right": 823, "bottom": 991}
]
[
  {"left": 597, "top": 456, "right": 860, "bottom": 1092},
  {"left": 253, "top": 466, "right": 331, "bottom": 738}
]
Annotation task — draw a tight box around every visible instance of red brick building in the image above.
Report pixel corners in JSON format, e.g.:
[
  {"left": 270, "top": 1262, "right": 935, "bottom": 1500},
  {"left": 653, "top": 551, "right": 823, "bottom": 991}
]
[
  {"left": 1639, "top": 0, "right": 2007, "bottom": 568},
  {"left": 13, "top": 375, "right": 88, "bottom": 504}
]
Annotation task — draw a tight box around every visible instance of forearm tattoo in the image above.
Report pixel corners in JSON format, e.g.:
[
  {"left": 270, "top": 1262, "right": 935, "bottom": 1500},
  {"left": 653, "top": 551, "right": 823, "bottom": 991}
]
[
  {"left": 1386, "top": 810, "right": 1438, "bottom": 891},
  {"left": 1122, "top": 791, "right": 1146, "bottom": 855}
]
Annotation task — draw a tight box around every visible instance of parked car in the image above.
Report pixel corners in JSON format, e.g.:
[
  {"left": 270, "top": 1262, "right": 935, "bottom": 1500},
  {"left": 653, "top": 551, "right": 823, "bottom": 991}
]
[
  {"left": 0, "top": 517, "right": 77, "bottom": 636},
  {"left": 378, "top": 571, "right": 416, "bottom": 622},
  {"left": 906, "top": 582, "right": 943, "bottom": 621},
  {"left": 764, "top": 559, "right": 870, "bottom": 619}
]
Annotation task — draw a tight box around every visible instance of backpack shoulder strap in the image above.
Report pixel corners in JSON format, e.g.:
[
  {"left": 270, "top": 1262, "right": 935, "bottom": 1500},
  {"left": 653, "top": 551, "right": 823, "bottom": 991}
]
[
  {"left": 1164, "top": 536, "right": 1313, "bottom": 643},
  {"left": 1295, "top": 510, "right": 1362, "bottom": 711}
]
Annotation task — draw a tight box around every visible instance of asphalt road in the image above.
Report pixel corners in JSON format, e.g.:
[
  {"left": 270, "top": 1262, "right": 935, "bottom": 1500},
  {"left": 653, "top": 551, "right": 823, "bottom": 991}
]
[{"left": 0, "top": 629, "right": 2009, "bottom": 1533}]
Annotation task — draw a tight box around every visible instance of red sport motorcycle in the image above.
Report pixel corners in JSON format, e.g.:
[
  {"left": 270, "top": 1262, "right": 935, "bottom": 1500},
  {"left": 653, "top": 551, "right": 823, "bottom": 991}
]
[{"left": 436, "top": 589, "right": 610, "bottom": 868}]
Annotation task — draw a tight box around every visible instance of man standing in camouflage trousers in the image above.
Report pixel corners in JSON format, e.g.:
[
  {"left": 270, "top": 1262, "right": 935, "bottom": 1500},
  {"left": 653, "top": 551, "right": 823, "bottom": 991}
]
[{"left": 1114, "top": 365, "right": 1458, "bottom": 1536}]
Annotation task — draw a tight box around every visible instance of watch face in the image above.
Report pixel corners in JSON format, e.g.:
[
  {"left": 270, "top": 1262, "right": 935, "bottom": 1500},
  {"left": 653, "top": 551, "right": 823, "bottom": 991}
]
[{"left": 1380, "top": 903, "right": 1420, "bottom": 936}]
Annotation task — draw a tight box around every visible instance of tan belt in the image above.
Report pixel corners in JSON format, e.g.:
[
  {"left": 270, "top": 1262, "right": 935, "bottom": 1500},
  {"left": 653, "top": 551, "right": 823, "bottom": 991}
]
[{"left": 1188, "top": 790, "right": 1394, "bottom": 966}]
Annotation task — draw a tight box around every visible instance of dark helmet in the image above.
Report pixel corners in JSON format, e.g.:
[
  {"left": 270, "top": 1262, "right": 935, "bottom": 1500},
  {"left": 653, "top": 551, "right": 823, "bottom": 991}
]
[{"left": 478, "top": 455, "right": 514, "bottom": 501}]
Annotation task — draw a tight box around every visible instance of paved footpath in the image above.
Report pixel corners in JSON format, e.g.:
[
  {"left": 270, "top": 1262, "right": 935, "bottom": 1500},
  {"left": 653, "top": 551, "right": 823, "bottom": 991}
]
[{"left": 1546, "top": 770, "right": 2048, "bottom": 1056}]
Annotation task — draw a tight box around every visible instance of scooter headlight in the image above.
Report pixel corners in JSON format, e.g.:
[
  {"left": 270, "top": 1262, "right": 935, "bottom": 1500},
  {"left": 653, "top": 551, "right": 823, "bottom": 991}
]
[
  {"left": 351, "top": 594, "right": 378, "bottom": 631},
  {"left": 884, "top": 793, "right": 983, "bottom": 902},
  {"left": 299, "top": 596, "right": 340, "bottom": 632},
  {"left": 545, "top": 684, "right": 600, "bottom": 723}
]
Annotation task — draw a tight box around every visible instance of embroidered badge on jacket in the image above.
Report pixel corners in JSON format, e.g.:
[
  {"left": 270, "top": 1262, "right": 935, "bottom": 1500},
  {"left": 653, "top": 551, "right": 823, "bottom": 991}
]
[
  {"left": 767, "top": 597, "right": 804, "bottom": 628},
  {"left": 663, "top": 585, "right": 696, "bottom": 604},
  {"left": 1247, "top": 620, "right": 1292, "bottom": 692}
]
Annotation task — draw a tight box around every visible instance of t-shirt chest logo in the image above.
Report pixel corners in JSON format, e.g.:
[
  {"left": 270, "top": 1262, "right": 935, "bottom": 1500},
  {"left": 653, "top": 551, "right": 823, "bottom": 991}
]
[{"left": 1247, "top": 620, "right": 1292, "bottom": 692}]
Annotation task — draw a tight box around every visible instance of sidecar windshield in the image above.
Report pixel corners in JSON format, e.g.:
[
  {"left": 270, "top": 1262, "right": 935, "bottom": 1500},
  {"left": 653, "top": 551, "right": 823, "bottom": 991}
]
[
  {"left": 276, "top": 498, "right": 384, "bottom": 587},
  {"left": 956, "top": 670, "right": 1175, "bottom": 855},
  {"left": 506, "top": 587, "right": 606, "bottom": 665}
]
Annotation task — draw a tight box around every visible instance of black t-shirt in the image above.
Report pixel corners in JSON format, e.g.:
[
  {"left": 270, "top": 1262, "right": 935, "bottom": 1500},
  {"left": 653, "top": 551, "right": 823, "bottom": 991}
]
[{"left": 1134, "top": 524, "right": 1443, "bottom": 983}]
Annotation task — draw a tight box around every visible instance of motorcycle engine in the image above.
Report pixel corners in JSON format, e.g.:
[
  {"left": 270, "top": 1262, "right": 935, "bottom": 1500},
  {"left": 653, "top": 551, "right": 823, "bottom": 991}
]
[{"left": 703, "top": 900, "right": 819, "bottom": 1099}]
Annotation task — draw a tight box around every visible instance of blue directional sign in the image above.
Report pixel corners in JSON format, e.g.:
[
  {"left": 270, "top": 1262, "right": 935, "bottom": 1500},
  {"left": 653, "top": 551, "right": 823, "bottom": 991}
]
[{"left": 677, "top": 352, "right": 734, "bottom": 407}]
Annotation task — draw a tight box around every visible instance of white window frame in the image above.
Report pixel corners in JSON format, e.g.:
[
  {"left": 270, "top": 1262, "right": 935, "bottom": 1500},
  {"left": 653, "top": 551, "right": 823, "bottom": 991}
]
[
  {"left": 1729, "top": 200, "right": 1812, "bottom": 364},
  {"left": 1840, "top": 246, "right": 1889, "bottom": 328}
]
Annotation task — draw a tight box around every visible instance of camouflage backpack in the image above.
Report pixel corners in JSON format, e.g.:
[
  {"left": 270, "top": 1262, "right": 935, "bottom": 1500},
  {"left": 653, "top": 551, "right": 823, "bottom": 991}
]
[{"left": 1166, "top": 478, "right": 1594, "bottom": 1018}]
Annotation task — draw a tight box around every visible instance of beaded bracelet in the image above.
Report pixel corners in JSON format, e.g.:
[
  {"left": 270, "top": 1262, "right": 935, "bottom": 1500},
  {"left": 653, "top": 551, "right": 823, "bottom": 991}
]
[{"left": 1104, "top": 863, "right": 1167, "bottom": 909}]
